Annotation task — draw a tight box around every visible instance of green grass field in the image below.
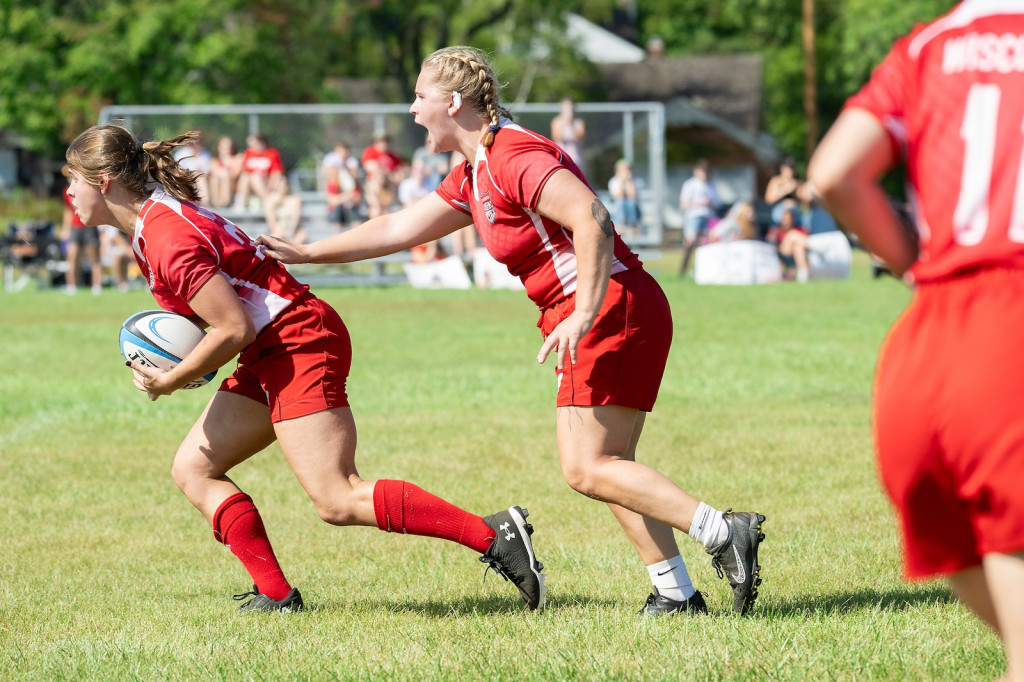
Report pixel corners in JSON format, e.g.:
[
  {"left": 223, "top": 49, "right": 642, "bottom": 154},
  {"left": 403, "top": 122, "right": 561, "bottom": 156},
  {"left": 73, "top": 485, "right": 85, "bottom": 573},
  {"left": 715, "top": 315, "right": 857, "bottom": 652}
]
[{"left": 0, "top": 250, "right": 1004, "bottom": 680}]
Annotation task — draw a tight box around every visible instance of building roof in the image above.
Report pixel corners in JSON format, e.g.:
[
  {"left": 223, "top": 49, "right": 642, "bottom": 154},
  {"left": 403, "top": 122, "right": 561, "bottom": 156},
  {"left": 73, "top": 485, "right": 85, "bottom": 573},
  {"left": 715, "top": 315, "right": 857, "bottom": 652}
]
[
  {"left": 596, "top": 53, "right": 764, "bottom": 134},
  {"left": 565, "top": 13, "right": 647, "bottom": 64}
]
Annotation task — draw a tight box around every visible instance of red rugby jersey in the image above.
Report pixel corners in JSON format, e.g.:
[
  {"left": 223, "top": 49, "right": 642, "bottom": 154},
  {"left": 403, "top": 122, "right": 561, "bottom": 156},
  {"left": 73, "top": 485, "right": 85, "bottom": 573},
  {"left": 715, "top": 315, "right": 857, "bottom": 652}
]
[
  {"left": 846, "top": 0, "right": 1024, "bottom": 283},
  {"left": 132, "top": 187, "right": 308, "bottom": 331},
  {"left": 436, "top": 120, "right": 641, "bottom": 309},
  {"left": 241, "top": 147, "right": 284, "bottom": 177}
]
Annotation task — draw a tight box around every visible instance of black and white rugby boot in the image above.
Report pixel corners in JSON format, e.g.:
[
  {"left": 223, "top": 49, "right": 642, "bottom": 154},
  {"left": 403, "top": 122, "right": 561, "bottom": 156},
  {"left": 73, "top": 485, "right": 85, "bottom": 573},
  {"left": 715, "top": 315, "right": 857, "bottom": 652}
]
[
  {"left": 480, "top": 505, "right": 547, "bottom": 611},
  {"left": 233, "top": 585, "right": 305, "bottom": 613},
  {"left": 638, "top": 587, "right": 708, "bottom": 617},
  {"left": 708, "top": 510, "right": 765, "bottom": 615}
]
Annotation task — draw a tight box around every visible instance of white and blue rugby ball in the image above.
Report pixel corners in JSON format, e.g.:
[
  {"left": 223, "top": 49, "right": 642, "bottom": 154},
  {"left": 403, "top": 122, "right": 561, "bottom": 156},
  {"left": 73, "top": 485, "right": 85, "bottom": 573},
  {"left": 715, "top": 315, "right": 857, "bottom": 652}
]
[{"left": 119, "top": 310, "right": 217, "bottom": 389}]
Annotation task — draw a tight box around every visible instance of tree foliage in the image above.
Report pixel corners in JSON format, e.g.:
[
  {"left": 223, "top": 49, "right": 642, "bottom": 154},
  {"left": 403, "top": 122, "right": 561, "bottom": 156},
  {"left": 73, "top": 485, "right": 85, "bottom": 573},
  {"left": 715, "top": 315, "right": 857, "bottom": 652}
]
[
  {"left": 637, "top": 0, "right": 953, "bottom": 165},
  {"left": 0, "top": 0, "right": 958, "bottom": 163},
  {"left": 0, "top": 0, "right": 608, "bottom": 156}
]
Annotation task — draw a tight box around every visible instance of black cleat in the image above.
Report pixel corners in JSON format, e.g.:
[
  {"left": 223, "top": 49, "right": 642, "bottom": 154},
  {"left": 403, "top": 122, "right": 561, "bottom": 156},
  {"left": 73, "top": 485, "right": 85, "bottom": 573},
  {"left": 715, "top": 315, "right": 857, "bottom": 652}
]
[
  {"left": 709, "top": 510, "right": 766, "bottom": 615},
  {"left": 233, "top": 586, "right": 304, "bottom": 613},
  {"left": 638, "top": 587, "right": 708, "bottom": 617},
  {"left": 480, "top": 506, "right": 547, "bottom": 611}
]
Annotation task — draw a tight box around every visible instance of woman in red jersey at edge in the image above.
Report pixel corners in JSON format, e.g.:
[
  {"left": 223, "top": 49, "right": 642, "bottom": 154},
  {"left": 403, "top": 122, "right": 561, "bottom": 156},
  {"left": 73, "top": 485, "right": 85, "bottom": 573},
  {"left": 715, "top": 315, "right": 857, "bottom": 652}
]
[
  {"left": 257, "top": 46, "right": 767, "bottom": 616},
  {"left": 810, "top": 2, "right": 1024, "bottom": 677},
  {"left": 65, "top": 123, "right": 546, "bottom": 613}
]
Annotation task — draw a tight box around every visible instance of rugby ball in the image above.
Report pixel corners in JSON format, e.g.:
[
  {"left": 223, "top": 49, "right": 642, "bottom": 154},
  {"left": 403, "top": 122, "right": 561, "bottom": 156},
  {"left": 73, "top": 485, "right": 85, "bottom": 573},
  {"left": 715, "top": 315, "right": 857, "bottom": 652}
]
[{"left": 119, "top": 310, "right": 217, "bottom": 389}]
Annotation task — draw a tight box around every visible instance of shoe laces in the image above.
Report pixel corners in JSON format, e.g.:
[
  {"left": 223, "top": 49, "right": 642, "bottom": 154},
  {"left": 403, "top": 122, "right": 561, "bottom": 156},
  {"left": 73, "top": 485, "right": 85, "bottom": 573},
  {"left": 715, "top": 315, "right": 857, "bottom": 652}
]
[
  {"left": 709, "top": 507, "right": 735, "bottom": 580},
  {"left": 232, "top": 586, "right": 259, "bottom": 602},
  {"left": 480, "top": 556, "right": 515, "bottom": 585}
]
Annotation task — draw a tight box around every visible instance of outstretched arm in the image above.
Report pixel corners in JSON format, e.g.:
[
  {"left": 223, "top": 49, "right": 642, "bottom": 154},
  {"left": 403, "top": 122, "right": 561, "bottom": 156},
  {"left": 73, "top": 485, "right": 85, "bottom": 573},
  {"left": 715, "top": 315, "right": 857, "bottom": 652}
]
[
  {"left": 256, "top": 192, "right": 472, "bottom": 264},
  {"left": 809, "top": 108, "right": 918, "bottom": 277},
  {"left": 534, "top": 169, "right": 614, "bottom": 369}
]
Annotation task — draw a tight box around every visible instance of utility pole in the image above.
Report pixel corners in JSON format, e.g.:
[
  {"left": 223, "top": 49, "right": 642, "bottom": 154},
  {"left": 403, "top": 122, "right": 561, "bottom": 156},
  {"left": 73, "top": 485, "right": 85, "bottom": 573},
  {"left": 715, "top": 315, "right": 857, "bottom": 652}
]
[{"left": 803, "top": 0, "right": 818, "bottom": 160}]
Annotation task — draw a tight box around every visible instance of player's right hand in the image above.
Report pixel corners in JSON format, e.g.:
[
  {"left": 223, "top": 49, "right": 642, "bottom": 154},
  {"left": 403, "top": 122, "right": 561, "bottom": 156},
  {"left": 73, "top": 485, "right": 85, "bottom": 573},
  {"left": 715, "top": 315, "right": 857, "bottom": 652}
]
[{"left": 254, "top": 234, "right": 309, "bottom": 264}]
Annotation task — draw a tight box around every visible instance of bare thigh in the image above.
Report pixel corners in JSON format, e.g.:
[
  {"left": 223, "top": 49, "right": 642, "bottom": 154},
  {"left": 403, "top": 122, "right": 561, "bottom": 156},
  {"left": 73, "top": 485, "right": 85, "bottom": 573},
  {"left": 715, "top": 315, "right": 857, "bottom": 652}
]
[
  {"left": 171, "top": 391, "right": 277, "bottom": 523},
  {"left": 779, "top": 230, "right": 806, "bottom": 256},
  {"left": 273, "top": 406, "right": 376, "bottom": 527}
]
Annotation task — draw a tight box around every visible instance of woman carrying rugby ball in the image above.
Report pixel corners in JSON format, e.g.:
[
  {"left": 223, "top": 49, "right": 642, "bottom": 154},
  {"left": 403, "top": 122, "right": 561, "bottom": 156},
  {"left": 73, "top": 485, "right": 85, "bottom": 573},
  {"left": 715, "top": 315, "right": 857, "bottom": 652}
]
[{"left": 65, "top": 123, "right": 546, "bottom": 613}]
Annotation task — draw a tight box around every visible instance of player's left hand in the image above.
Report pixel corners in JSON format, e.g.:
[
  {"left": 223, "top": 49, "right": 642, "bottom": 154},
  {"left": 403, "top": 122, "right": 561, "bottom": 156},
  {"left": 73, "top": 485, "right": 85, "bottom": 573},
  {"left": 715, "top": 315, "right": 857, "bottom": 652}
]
[
  {"left": 537, "top": 310, "right": 593, "bottom": 369},
  {"left": 126, "top": 360, "right": 176, "bottom": 401},
  {"left": 254, "top": 234, "right": 310, "bottom": 264}
]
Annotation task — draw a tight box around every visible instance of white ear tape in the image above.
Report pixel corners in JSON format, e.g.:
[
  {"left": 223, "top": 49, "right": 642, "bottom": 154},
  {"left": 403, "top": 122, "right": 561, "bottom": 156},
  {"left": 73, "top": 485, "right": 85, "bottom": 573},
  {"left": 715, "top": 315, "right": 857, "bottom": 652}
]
[{"left": 452, "top": 91, "right": 462, "bottom": 109}]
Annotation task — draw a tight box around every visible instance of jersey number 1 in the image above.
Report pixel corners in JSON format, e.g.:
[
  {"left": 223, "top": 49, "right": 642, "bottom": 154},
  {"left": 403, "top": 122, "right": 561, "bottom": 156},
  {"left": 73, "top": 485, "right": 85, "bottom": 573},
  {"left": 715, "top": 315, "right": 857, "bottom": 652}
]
[{"left": 955, "top": 83, "right": 1024, "bottom": 245}]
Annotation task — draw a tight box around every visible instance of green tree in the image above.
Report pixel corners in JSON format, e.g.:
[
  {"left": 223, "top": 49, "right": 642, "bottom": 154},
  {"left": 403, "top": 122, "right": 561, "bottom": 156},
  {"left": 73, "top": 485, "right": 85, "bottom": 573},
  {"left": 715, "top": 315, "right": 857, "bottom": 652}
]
[
  {"left": 332, "top": 0, "right": 612, "bottom": 102},
  {"left": 0, "top": 0, "right": 611, "bottom": 156},
  {"left": 2, "top": 0, "right": 354, "bottom": 154},
  {"left": 637, "top": 0, "right": 953, "bottom": 165}
]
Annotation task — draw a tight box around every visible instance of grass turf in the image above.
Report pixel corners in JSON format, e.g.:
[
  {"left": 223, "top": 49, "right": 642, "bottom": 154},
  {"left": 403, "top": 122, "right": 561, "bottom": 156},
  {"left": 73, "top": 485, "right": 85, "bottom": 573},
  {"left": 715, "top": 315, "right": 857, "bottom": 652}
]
[{"left": 0, "top": 249, "right": 1003, "bottom": 680}]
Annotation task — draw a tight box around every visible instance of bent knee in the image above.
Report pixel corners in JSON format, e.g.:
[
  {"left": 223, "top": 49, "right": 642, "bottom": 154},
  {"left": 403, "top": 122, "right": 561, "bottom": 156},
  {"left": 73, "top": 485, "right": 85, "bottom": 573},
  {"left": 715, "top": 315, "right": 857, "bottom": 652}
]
[
  {"left": 561, "top": 464, "right": 604, "bottom": 500},
  {"left": 170, "top": 456, "right": 204, "bottom": 495},
  {"left": 310, "top": 497, "right": 362, "bottom": 526}
]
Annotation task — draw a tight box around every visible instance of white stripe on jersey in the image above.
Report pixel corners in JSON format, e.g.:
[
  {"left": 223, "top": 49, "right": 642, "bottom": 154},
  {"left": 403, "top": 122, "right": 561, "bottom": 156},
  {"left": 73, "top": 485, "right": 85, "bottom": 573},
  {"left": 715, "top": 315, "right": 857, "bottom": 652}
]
[
  {"left": 524, "top": 205, "right": 578, "bottom": 297},
  {"left": 910, "top": 0, "right": 1024, "bottom": 58},
  {"left": 227, "top": 277, "right": 293, "bottom": 333},
  {"left": 139, "top": 187, "right": 293, "bottom": 333}
]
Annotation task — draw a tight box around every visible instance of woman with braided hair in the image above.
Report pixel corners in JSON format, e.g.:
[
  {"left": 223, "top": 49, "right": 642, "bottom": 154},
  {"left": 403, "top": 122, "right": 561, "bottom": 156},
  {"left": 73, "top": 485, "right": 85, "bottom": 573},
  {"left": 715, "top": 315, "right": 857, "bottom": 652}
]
[
  {"left": 257, "top": 46, "right": 768, "bottom": 616},
  {"left": 65, "top": 122, "right": 547, "bottom": 613}
]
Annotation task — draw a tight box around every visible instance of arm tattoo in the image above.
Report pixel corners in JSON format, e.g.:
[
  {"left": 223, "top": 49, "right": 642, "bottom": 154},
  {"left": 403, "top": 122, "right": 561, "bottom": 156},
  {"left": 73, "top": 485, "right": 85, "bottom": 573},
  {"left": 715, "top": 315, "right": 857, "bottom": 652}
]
[{"left": 591, "top": 200, "right": 614, "bottom": 238}]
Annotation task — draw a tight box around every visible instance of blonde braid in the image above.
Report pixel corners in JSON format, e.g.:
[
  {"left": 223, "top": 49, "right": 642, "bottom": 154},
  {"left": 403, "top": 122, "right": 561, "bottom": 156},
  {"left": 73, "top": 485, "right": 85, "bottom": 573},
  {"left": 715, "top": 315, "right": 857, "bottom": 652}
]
[
  {"left": 424, "top": 46, "right": 512, "bottom": 148},
  {"left": 475, "top": 63, "right": 502, "bottom": 148}
]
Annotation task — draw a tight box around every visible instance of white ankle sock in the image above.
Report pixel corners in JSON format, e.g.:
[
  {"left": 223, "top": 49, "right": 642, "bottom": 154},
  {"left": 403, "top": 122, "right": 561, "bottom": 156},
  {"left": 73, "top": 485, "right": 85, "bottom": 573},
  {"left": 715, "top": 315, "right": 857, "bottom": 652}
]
[
  {"left": 689, "top": 502, "right": 730, "bottom": 553},
  {"left": 646, "top": 555, "right": 695, "bottom": 602}
]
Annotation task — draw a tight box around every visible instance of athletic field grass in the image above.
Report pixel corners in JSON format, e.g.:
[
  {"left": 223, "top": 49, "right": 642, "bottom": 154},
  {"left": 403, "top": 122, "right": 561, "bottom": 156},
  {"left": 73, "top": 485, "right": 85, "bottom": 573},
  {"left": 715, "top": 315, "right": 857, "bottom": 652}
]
[{"left": 0, "top": 250, "right": 1004, "bottom": 680}]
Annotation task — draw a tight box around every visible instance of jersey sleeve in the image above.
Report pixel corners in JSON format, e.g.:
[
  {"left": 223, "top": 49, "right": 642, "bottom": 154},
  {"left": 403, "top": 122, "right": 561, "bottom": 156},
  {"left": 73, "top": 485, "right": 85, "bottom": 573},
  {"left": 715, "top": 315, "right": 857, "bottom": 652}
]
[
  {"left": 436, "top": 163, "right": 472, "bottom": 214},
  {"left": 494, "top": 136, "right": 565, "bottom": 211},
  {"left": 145, "top": 211, "right": 220, "bottom": 303},
  {"left": 844, "top": 33, "right": 917, "bottom": 163}
]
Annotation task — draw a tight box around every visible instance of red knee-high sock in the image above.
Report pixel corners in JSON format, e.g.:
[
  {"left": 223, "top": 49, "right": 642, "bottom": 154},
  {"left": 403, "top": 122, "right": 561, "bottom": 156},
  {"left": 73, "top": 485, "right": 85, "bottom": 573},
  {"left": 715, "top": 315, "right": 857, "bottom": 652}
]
[
  {"left": 372, "top": 480, "right": 495, "bottom": 553},
  {"left": 212, "top": 492, "right": 292, "bottom": 601}
]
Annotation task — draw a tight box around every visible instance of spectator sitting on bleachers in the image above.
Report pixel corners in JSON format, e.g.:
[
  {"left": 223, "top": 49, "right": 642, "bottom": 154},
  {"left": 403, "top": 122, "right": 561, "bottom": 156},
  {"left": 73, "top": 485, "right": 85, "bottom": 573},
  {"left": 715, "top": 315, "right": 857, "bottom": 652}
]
[
  {"left": 323, "top": 142, "right": 361, "bottom": 229},
  {"left": 208, "top": 136, "right": 243, "bottom": 208},
  {"left": 264, "top": 176, "right": 306, "bottom": 245},
  {"left": 708, "top": 200, "right": 758, "bottom": 243},
  {"left": 361, "top": 129, "right": 404, "bottom": 219},
  {"left": 764, "top": 156, "right": 807, "bottom": 226},
  {"left": 767, "top": 206, "right": 811, "bottom": 283},
  {"left": 234, "top": 133, "right": 286, "bottom": 212}
]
